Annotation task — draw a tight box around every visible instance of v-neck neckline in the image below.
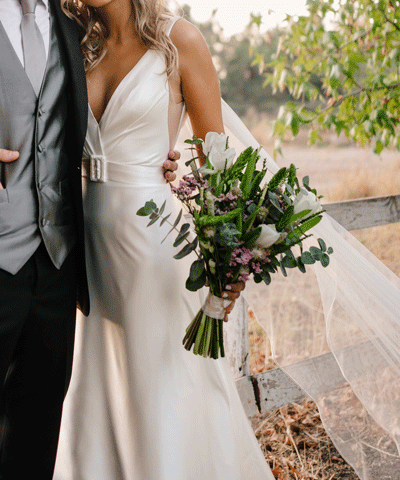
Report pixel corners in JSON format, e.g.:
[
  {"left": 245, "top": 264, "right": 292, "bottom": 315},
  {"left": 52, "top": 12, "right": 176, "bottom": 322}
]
[{"left": 89, "top": 49, "right": 152, "bottom": 128}]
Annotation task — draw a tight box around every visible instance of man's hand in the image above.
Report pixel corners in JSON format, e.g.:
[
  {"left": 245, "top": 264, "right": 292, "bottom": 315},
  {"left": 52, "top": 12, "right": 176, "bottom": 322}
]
[
  {"left": 0, "top": 149, "right": 19, "bottom": 189},
  {"left": 221, "top": 281, "right": 246, "bottom": 322},
  {"left": 163, "top": 149, "right": 180, "bottom": 183}
]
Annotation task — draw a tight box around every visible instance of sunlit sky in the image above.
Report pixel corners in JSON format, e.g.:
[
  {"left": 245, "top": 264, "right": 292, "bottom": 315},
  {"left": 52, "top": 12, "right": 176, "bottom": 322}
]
[{"left": 181, "top": 1, "right": 309, "bottom": 37}]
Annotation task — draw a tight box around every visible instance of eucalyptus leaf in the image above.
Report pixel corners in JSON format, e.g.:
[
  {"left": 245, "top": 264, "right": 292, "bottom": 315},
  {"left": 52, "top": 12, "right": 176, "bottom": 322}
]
[
  {"left": 160, "top": 213, "right": 172, "bottom": 226},
  {"left": 318, "top": 238, "right": 327, "bottom": 252},
  {"left": 260, "top": 270, "right": 271, "bottom": 285},
  {"left": 189, "top": 260, "right": 205, "bottom": 281},
  {"left": 137, "top": 200, "right": 157, "bottom": 217},
  {"left": 174, "top": 237, "right": 198, "bottom": 260},
  {"left": 320, "top": 253, "right": 330, "bottom": 267},
  {"left": 301, "top": 252, "right": 316, "bottom": 264},
  {"left": 161, "top": 209, "right": 183, "bottom": 244},
  {"left": 159, "top": 200, "right": 166, "bottom": 216},
  {"left": 186, "top": 270, "right": 207, "bottom": 291},
  {"left": 173, "top": 231, "right": 190, "bottom": 247}
]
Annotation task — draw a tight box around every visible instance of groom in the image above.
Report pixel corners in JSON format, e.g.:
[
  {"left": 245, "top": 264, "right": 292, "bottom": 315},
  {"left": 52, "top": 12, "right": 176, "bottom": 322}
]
[{"left": 0, "top": 1, "right": 180, "bottom": 479}]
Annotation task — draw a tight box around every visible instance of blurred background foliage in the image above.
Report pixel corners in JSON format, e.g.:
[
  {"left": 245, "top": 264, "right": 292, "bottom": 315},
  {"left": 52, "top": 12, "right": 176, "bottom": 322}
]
[{"left": 182, "top": 1, "right": 400, "bottom": 156}]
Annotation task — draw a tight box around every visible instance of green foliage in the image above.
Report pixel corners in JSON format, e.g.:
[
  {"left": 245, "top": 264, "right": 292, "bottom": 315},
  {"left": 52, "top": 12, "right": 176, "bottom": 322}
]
[
  {"left": 268, "top": 167, "right": 288, "bottom": 191},
  {"left": 181, "top": 5, "right": 292, "bottom": 115},
  {"left": 251, "top": 0, "right": 400, "bottom": 155},
  {"left": 215, "top": 223, "right": 241, "bottom": 247},
  {"left": 240, "top": 149, "right": 260, "bottom": 198}
]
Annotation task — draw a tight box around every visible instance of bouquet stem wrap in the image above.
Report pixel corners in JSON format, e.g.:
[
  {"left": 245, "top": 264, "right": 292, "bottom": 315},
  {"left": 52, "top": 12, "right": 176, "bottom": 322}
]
[{"left": 183, "top": 292, "right": 231, "bottom": 359}]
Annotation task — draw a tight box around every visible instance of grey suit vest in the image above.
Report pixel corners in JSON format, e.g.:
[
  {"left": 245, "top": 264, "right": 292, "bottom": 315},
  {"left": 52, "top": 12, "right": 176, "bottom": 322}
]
[{"left": 0, "top": 12, "right": 76, "bottom": 274}]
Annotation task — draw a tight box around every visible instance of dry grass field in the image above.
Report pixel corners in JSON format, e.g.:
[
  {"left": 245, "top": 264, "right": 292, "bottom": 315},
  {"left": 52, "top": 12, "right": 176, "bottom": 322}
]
[{"left": 245, "top": 112, "right": 400, "bottom": 479}]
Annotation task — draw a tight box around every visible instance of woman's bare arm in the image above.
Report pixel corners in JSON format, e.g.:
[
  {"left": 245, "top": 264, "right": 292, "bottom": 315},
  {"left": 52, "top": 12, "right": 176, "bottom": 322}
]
[
  {"left": 170, "top": 20, "right": 224, "bottom": 166},
  {"left": 170, "top": 21, "right": 244, "bottom": 315}
]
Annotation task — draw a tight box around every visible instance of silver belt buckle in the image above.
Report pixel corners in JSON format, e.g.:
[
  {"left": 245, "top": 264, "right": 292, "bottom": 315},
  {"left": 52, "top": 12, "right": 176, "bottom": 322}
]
[{"left": 89, "top": 156, "right": 107, "bottom": 183}]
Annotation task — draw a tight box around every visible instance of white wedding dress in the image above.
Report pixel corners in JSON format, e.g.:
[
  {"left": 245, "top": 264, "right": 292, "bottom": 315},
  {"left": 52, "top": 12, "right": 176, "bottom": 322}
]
[{"left": 53, "top": 18, "right": 274, "bottom": 480}]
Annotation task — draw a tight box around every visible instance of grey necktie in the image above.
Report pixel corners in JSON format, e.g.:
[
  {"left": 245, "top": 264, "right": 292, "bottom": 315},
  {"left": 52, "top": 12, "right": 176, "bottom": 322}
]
[{"left": 20, "top": 0, "right": 47, "bottom": 96}]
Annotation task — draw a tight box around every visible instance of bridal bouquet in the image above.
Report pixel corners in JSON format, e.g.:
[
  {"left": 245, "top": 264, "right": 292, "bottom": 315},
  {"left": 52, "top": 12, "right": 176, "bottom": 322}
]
[{"left": 137, "top": 133, "right": 332, "bottom": 359}]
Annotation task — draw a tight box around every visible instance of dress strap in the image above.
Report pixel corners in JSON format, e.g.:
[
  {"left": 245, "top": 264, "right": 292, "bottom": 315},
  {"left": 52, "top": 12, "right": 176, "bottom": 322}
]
[{"left": 165, "top": 16, "right": 183, "bottom": 37}]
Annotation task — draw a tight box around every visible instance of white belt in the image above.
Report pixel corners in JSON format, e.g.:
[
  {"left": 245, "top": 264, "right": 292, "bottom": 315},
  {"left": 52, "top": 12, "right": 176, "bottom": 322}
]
[{"left": 82, "top": 156, "right": 166, "bottom": 186}]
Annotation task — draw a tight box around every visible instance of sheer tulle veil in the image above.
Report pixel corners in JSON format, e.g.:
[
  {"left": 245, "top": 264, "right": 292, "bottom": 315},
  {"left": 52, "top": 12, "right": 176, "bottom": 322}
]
[{"left": 177, "top": 99, "right": 400, "bottom": 479}]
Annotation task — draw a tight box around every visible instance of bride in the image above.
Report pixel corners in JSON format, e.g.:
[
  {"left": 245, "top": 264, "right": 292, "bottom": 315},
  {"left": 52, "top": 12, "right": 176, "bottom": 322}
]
[{"left": 54, "top": 0, "right": 274, "bottom": 479}]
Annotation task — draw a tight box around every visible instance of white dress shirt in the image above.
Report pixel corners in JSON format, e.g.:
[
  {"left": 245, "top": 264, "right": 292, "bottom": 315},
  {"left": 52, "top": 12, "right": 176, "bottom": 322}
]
[{"left": 0, "top": 0, "right": 50, "bottom": 67}]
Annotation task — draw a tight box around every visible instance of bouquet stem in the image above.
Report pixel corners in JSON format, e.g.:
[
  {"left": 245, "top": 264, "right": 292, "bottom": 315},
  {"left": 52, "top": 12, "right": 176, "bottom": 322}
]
[{"left": 182, "top": 292, "right": 228, "bottom": 359}]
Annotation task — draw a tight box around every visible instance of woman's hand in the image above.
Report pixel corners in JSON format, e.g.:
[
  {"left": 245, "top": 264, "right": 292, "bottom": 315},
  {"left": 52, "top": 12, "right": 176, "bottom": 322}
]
[
  {"left": 163, "top": 149, "right": 180, "bottom": 182},
  {"left": 222, "top": 281, "right": 246, "bottom": 322}
]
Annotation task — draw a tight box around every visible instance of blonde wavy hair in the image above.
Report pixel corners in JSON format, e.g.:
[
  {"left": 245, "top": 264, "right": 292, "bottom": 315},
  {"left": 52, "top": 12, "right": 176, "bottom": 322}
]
[{"left": 61, "top": 0, "right": 179, "bottom": 75}]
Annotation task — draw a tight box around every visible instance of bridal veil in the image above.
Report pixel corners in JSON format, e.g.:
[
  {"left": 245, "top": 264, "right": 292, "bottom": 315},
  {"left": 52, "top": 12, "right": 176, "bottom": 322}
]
[{"left": 177, "top": 98, "right": 400, "bottom": 479}]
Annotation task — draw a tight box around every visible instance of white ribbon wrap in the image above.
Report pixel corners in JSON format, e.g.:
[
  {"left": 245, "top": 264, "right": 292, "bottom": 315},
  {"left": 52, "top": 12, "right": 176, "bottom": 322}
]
[{"left": 202, "top": 292, "right": 231, "bottom": 319}]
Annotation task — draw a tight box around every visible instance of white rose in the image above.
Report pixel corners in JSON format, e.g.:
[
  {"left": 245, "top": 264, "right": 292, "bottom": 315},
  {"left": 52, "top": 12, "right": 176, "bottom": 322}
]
[
  {"left": 255, "top": 224, "right": 281, "bottom": 248},
  {"left": 293, "top": 191, "right": 322, "bottom": 218}
]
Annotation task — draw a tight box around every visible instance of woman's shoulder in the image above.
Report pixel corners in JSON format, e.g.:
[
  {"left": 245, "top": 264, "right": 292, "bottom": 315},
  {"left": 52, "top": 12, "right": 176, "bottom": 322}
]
[
  {"left": 169, "top": 17, "right": 212, "bottom": 70},
  {"left": 169, "top": 18, "right": 207, "bottom": 54}
]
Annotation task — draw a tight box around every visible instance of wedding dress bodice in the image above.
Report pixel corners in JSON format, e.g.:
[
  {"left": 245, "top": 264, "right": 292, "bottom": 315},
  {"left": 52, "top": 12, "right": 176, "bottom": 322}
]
[{"left": 83, "top": 48, "right": 185, "bottom": 173}]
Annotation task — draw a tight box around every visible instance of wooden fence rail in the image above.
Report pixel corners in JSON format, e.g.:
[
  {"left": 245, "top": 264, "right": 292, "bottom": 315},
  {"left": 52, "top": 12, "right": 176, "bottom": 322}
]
[{"left": 231, "top": 193, "right": 400, "bottom": 416}]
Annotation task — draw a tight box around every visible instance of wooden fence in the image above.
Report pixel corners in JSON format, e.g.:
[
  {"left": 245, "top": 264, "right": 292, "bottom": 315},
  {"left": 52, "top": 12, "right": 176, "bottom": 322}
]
[{"left": 228, "top": 193, "right": 400, "bottom": 417}]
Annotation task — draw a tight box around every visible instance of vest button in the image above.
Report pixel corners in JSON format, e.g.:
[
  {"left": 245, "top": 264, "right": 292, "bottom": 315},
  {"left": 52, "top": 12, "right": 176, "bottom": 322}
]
[
  {"left": 38, "top": 144, "right": 45, "bottom": 153},
  {"left": 38, "top": 108, "right": 45, "bottom": 116},
  {"left": 41, "top": 218, "right": 47, "bottom": 226}
]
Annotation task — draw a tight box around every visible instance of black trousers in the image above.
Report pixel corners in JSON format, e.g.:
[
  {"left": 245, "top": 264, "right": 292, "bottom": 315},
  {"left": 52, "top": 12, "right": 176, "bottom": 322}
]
[{"left": 0, "top": 242, "right": 77, "bottom": 480}]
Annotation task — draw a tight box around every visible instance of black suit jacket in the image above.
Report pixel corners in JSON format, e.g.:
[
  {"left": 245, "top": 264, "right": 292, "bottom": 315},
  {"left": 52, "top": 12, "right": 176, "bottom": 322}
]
[{"left": 51, "top": 0, "right": 90, "bottom": 315}]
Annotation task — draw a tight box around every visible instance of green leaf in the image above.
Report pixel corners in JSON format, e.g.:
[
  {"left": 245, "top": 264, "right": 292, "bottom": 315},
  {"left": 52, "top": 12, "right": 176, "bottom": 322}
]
[
  {"left": 374, "top": 140, "right": 384, "bottom": 155},
  {"left": 137, "top": 200, "right": 157, "bottom": 216},
  {"left": 296, "top": 257, "right": 306, "bottom": 273},
  {"left": 327, "top": 247, "right": 334, "bottom": 255},
  {"left": 301, "top": 252, "right": 316, "bottom": 264},
  {"left": 173, "top": 231, "right": 190, "bottom": 247},
  {"left": 288, "top": 215, "right": 322, "bottom": 238},
  {"left": 160, "top": 213, "right": 171, "bottom": 226},
  {"left": 226, "top": 147, "right": 254, "bottom": 181},
  {"left": 215, "top": 223, "right": 241, "bottom": 247},
  {"left": 174, "top": 237, "right": 198, "bottom": 260},
  {"left": 281, "top": 253, "right": 297, "bottom": 268},
  {"left": 241, "top": 226, "right": 262, "bottom": 248},
  {"left": 277, "top": 205, "right": 295, "bottom": 232},
  {"left": 317, "top": 238, "right": 327, "bottom": 252},
  {"left": 196, "top": 208, "right": 242, "bottom": 228},
  {"left": 279, "top": 262, "right": 288, "bottom": 277},
  {"left": 189, "top": 260, "right": 205, "bottom": 281},
  {"left": 260, "top": 270, "right": 271, "bottom": 285},
  {"left": 249, "top": 170, "right": 267, "bottom": 199},
  {"left": 240, "top": 149, "right": 259, "bottom": 199},
  {"left": 147, "top": 212, "right": 160, "bottom": 227},
  {"left": 185, "top": 273, "right": 207, "bottom": 291},
  {"left": 289, "top": 210, "right": 311, "bottom": 223},
  {"left": 159, "top": 200, "right": 166, "bottom": 216},
  {"left": 320, "top": 253, "right": 330, "bottom": 267},
  {"left": 310, "top": 246, "right": 322, "bottom": 260},
  {"left": 267, "top": 191, "right": 283, "bottom": 213},
  {"left": 161, "top": 209, "right": 183, "bottom": 243},
  {"left": 268, "top": 167, "right": 287, "bottom": 191}
]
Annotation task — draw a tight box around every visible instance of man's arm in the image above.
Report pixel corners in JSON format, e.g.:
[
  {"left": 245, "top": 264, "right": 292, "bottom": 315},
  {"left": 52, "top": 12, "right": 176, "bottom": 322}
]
[{"left": 0, "top": 149, "right": 19, "bottom": 189}]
